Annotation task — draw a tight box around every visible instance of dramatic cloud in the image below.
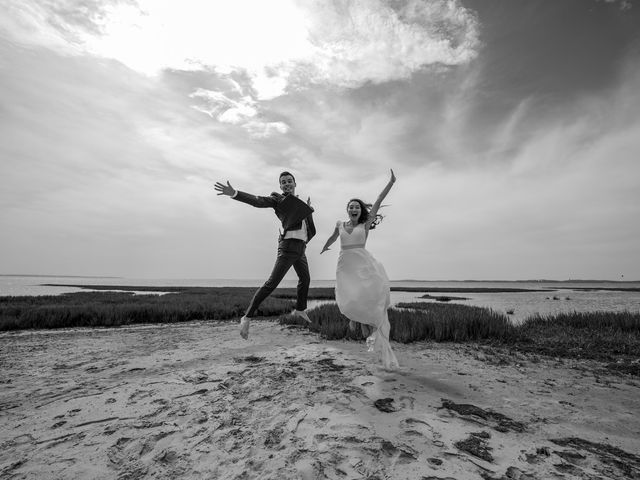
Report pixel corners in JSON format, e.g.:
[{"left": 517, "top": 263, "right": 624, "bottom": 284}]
[
  {"left": 602, "top": 0, "right": 632, "bottom": 10},
  {"left": 1, "top": 0, "right": 479, "bottom": 136}
]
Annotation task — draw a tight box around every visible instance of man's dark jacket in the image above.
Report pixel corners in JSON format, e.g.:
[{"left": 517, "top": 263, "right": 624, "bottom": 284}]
[{"left": 233, "top": 191, "right": 316, "bottom": 243}]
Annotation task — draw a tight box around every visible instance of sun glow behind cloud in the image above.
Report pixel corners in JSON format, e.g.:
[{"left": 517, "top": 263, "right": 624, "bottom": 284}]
[
  {"left": 71, "top": 0, "right": 479, "bottom": 85},
  {"left": 80, "top": 0, "right": 313, "bottom": 76},
  {"left": 1, "top": 0, "right": 479, "bottom": 137}
]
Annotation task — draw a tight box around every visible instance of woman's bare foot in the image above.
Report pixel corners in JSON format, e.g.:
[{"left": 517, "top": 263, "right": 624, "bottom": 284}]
[
  {"left": 366, "top": 334, "right": 376, "bottom": 352},
  {"left": 239, "top": 316, "right": 250, "bottom": 339}
]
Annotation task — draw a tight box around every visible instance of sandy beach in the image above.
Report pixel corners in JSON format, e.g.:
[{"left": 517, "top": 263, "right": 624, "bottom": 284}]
[{"left": 1, "top": 319, "right": 639, "bottom": 480}]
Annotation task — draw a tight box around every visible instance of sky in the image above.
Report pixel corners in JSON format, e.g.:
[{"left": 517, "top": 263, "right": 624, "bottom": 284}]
[{"left": 1, "top": 0, "right": 639, "bottom": 282}]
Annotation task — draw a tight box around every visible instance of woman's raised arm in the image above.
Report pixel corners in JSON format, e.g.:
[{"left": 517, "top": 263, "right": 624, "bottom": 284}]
[{"left": 367, "top": 169, "right": 396, "bottom": 227}]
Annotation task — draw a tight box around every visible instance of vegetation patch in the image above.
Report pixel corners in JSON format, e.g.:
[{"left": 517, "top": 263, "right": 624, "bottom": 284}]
[
  {"left": 280, "top": 303, "right": 640, "bottom": 375},
  {"left": 441, "top": 398, "right": 526, "bottom": 433},
  {"left": 455, "top": 434, "right": 494, "bottom": 463},
  {"left": 550, "top": 437, "right": 640, "bottom": 479},
  {"left": 3, "top": 288, "right": 639, "bottom": 376},
  {"left": 391, "top": 287, "right": 551, "bottom": 293},
  {"left": 419, "top": 294, "right": 469, "bottom": 302},
  {"left": 0, "top": 288, "right": 301, "bottom": 331}
]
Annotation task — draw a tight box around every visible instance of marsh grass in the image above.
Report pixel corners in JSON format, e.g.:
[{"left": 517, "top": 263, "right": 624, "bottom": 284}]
[
  {"left": 272, "top": 287, "right": 335, "bottom": 300},
  {"left": 280, "top": 303, "right": 514, "bottom": 343},
  {"left": 513, "top": 311, "right": 640, "bottom": 359},
  {"left": 0, "top": 288, "right": 298, "bottom": 331},
  {"left": 3, "top": 288, "right": 639, "bottom": 370},
  {"left": 280, "top": 303, "right": 640, "bottom": 369},
  {"left": 391, "top": 303, "right": 514, "bottom": 342},
  {"left": 281, "top": 304, "right": 354, "bottom": 340}
]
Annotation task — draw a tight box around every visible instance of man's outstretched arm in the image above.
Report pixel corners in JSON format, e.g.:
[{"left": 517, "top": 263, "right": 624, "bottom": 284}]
[{"left": 213, "top": 180, "right": 277, "bottom": 208}]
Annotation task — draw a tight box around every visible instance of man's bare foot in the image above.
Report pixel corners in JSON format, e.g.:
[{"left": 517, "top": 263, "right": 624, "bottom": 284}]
[
  {"left": 348, "top": 320, "right": 357, "bottom": 331},
  {"left": 292, "top": 309, "right": 311, "bottom": 323},
  {"left": 240, "top": 316, "right": 250, "bottom": 339}
]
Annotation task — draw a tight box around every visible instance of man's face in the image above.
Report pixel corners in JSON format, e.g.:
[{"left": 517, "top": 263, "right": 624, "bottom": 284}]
[{"left": 279, "top": 175, "right": 296, "bottom": 194}]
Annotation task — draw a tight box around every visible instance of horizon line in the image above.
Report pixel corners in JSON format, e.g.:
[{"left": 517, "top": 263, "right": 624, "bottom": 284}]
[{"left": 1, "top": 274, "right": 638, "bottom": 283}]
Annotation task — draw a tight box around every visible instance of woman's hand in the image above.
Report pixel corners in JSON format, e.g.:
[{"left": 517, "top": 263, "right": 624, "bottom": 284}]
[{"left": 320, "top": 246, "right": 330, "bottom": 254}]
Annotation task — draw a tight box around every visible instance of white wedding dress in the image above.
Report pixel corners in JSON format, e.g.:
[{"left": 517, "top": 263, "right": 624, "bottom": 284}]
[{"left": 335, "top": 221, "right": 399, "bottom": 369}]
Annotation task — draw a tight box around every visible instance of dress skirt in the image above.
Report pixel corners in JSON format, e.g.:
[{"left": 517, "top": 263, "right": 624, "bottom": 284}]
[{"left": 335, "top": 247, "right": 399, "bottom": 369}]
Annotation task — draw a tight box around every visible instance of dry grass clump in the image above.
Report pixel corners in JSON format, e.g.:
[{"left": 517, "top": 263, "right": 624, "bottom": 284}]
[
  {"left": 280, "top": 303, "right": 640, "bottom": 369},
  {"left": 279, "top": 303, "right": 514, "bottom": 343},
  {"left": 0, "top": 288, "right": 293, "bottom": 330},
  {"left": 514, "top": 311, "right": 640, "bottom": 359}
]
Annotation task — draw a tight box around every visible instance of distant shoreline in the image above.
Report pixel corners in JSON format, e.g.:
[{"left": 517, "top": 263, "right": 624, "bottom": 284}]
[
  {"left": 0, "top": 274, "right": 122, "bottom": 279},
  {"left": 39, "top": 284, "right": 640, "bottom": 293},
  {"left": 1, "top": 274, "right": 639, "bottom": 283},
  {"left": 394, "top": 279, "right": 640, "bottom": 283}
]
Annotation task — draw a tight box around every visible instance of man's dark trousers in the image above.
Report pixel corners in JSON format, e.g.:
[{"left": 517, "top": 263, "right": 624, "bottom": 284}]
[{"left": 245, "top": 238, "right": 310, "bottom": 317}]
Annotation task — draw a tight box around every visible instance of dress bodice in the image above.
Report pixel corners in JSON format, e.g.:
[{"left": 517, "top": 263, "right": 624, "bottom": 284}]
[{"left": 338, "top": 221, "right": 367, "bottom": 249}]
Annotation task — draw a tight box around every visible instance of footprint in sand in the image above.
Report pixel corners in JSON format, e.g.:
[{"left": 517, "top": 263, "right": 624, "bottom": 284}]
[
  {"left": 380, "top": 439, "right": 419, "bottom": 465},
  {"left": 373, "top": 398, "right": 398, "bottom": 413},
  {"left": 263, "top": 424, "right": 285, "bottom": 448},
  {"left": 397, "top": 395, "right": 416, "bottom": 410},
  {"left": 181, "top": 371, "right": 209, "bottom": 384},
  {"left": 314, "top": 417, "right": 329, "bottom": 427},
  {"left": 127, "top": 389, "right": 155, "bottom": 405},
  {"left": 399, "top": 417, "right": 435, "bottom": 438}
]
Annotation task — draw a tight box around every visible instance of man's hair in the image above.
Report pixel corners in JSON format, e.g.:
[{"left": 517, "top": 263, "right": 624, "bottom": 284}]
[{"left": 279, "top": 171, "right": 296, "bottom": 183}]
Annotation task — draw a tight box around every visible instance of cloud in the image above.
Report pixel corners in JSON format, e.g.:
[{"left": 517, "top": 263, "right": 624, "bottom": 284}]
[
  {"left": 389, "top": 58, "right": 640, "bottom": 279},
  {"left": 0, "top": 41, "right": 280, "bottom": 275},
  {"left": 189, "top": 89, "right": 257, "bottom": 123},
  {"left": 602, "top": 0, "right": 632, "bottom": 10},
  {"left": 244, "top": 120, "right": 290, "bottom": 138},
  {"left": 294, "top": 0, "right": 479, "bottom": 88},
  {"left": 189, "top": 88, "right": 289, "bottom": 138},
  {"left": 0, "top": 0, "right": 116, "bottom": 54},
  {"left": 0, "top": 0, "right": 479, "bottom": 137}
]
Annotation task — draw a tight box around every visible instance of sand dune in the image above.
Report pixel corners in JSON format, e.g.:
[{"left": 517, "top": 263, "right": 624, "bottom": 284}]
[{"left": 1, "top": 320, "right": 639, "bottom": 479}]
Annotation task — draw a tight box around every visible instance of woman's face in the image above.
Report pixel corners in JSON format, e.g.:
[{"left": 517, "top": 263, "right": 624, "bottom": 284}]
[{"left": 347, "top": 201, "right": 361, "bottom": 222}]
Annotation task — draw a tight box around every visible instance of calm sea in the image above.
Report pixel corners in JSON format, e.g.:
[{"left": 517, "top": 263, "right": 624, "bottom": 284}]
[{"left": 2, "top": 275, "right": 640, "bottom": 323}]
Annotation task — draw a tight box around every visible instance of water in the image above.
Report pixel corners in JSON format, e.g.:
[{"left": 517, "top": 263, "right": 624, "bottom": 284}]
[{"left": 2, "top": 275, "right": 640, "bottom": 323}]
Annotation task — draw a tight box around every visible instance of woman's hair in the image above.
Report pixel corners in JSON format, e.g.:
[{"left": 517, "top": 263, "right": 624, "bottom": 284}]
[{"left": 347, "top": 198, "right": 383, "bottom": 229}]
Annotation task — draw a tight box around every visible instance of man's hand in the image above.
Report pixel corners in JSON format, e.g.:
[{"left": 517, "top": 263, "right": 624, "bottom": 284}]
[{"left": 214, "top": 181, "right": 236, "bottom": 197}]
